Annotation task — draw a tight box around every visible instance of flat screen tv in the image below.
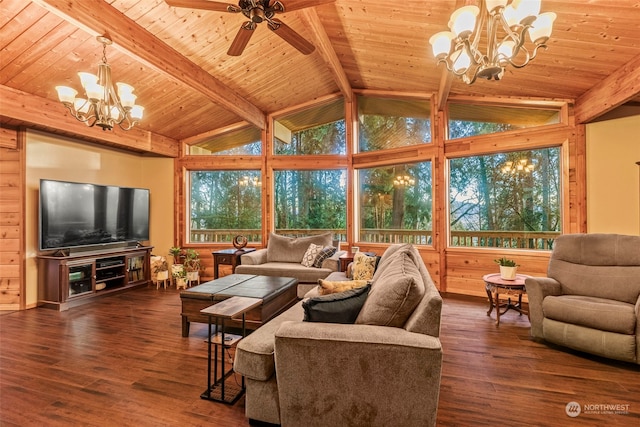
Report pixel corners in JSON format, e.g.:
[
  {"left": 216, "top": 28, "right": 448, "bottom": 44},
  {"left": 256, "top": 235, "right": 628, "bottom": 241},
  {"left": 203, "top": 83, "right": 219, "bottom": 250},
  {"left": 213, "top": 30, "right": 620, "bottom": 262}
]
[{"left": 39, "top": 179, "right": 150, "bottom": 252}]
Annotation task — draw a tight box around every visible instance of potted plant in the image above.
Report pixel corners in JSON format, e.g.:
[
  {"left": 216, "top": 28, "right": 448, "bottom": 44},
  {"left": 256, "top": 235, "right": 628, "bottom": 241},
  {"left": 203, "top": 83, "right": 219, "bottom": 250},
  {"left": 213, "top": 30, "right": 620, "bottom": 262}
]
[
  {"left": 169, "top": 246, "right": 183, "bottom": 264},
  {"left": 173, "top": 267, "right": 188, "bottom": 289},
  {"left": 183, "top": 249, "right": 201, "bottom": 282},
  {"left": 154, "top": 258, "right": 169, "bottom": 281},
  {"left": 494, "top": 257, "right": 519, "bottom": 280}
]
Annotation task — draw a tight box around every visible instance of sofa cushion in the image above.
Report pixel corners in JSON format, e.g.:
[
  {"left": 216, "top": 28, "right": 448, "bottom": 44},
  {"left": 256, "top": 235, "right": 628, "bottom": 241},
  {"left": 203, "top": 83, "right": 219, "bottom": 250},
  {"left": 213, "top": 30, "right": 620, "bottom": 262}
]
[
  {"left": 235, "top": 262, "right": 334, "bottom": 284},
  {"left": 351, "top": 252, "right": 377, "bottom": 280},
  {"left": 303, "top": 284, "right": 371, "bottom": 324},
  {"left": 318, "top": 279, "right": 368, "bottom": 295},
  {"left": 266, "top": 233, "right": 333, "bottom": 263},
  {"left": 356, "top": 247, "right": 425, "bottom": 327},
  {"left": 542, "top": 295, "right": 636, "bottom": 335},
  {"left": 234, "top": 302, "right": 305, "bottom": 381},
  {"left": 301, "top": 243, "right": 323, "bottom": 267},
  {"left": 312, "top": 246, "right": 337, "bottom": 268}
]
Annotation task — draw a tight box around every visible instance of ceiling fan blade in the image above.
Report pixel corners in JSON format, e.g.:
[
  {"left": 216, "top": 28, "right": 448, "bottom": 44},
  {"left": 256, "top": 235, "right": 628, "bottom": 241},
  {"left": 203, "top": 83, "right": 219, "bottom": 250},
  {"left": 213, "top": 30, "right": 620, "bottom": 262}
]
[
  {"left": 276, "top": 0, "right": 335, "bottom": 13},
  {"left": 227, "top": 22, "right": 257, "bottom": 56},
  {"left": 165, "top": 0, "right": 241, "bottom": 13},
  {"left": 268, "top": 19, "right": 315, "bottom": 55}
]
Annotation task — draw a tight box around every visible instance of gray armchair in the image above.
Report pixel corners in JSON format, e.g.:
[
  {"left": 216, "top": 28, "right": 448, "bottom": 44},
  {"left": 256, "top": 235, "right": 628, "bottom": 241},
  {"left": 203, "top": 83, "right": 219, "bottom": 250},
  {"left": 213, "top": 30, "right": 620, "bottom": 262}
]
[{"left": 526, "top": 233, "right": 640, "bottom": 364}]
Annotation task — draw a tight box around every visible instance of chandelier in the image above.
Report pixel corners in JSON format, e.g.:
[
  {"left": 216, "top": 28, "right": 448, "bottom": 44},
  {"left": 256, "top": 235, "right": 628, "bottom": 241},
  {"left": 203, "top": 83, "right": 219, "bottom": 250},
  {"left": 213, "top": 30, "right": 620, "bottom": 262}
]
[
  {"left": 501, "top": 159, "right": 535, "bottom": 174},
  {"left": 429, "top": 0, "right": 556, "bottom": 84},
  {"left": 239, "top": 176, "right": 262, "bottom": 187},
  {"left": 393, "top": 175, "right": 415, "bottom": 187},
  {"left": 55, "top": 35, "right": 143, "bottom": 131}
]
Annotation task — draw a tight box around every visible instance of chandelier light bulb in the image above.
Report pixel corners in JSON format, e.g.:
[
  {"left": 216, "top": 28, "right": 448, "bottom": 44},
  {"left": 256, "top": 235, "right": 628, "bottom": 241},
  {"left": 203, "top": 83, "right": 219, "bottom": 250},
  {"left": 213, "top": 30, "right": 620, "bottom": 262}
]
[
  {"left": 502, "top": 5, "right": 520, "bottom": 27},
  {"left": 528, "top": 12, "right": 557, "bottom": 43},
  {"left": 511, "top": 0, "right": 542, "bottom": 25},
  {"left": 453, "top": 49, "right": 471, "bottom": 73},
  {"left": 497, "top": 40, "right": 516, "bottom": 61},
  {"left": 429, "top": 31, "right": 454, "bottom": 59},
  {"left": 449, "top": 6, "right": 479, "bottom": 39},
  {"left": 55, "top": 86, "right": 77, "bottom": 104},
  {"left": 485, "top": 0, "right": 509, "bottom": 14},
  {"left": 74, "top": 98, "right": 90, "bottom": 114}
]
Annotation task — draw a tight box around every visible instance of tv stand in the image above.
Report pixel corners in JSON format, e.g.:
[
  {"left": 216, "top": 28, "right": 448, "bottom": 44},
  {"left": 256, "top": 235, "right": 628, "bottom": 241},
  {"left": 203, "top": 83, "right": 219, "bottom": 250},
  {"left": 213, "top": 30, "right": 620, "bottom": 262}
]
[{"left": 37, "top": 246, "right": 153, "bottom": 311}]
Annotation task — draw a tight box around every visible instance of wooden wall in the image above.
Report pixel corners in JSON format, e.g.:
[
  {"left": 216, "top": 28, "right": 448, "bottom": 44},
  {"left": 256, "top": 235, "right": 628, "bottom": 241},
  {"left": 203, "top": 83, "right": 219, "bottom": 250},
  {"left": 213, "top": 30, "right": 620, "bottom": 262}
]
[{"left": 0, "top": 126, "right": 24, "bottom": 310}]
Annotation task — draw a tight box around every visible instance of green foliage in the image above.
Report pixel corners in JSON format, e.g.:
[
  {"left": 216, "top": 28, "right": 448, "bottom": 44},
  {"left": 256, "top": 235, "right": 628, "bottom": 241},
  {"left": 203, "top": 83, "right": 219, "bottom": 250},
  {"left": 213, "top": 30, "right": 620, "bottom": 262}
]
[
  {"left": 494, "top": 257, "right": 519, "bottom": 267},
  {"left": 168, "top": 247, "right": 182, "bottom": 263},
  {"left": 183, "top": 249, "right": 201, "bottom": 272}
]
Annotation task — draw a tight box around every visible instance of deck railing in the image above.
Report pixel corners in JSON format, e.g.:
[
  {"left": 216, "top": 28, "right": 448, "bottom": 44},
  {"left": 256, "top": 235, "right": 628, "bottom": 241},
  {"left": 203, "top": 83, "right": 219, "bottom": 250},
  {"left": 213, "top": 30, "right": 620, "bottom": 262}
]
[{"left": 190, "top": 228, "right": 560, "bottom": 249}]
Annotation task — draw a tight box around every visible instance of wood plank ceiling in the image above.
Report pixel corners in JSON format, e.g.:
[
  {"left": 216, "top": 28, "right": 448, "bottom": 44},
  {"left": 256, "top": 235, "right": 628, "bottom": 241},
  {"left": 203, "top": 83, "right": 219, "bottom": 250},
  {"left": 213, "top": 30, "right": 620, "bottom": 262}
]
[{"left": 1, "top": 0, "right": 639, "bottom": 152}]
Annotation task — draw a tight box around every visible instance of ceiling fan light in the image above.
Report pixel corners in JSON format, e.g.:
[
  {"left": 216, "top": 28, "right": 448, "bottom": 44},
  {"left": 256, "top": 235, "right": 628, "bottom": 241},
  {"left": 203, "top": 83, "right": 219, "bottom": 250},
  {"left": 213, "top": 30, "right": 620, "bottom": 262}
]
[
  {"left": 449, "top": 6, "right": 479, "bottom": 39},
  {"left": 429, "top": 31, "right": 454, "bottom": 59},
  {"left": 55, "top": 86, "right": 77, "bottom": 104},
  {"left": 528, "top": 12, "right": 556, "bottom": 44}
]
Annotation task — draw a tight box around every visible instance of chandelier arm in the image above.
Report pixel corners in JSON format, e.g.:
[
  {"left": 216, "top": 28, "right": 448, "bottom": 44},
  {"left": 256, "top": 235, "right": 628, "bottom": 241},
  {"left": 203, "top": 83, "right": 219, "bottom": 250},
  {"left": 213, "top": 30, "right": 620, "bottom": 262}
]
[{"left": 505, "top": 44, "right": 547, "bottom": 69}]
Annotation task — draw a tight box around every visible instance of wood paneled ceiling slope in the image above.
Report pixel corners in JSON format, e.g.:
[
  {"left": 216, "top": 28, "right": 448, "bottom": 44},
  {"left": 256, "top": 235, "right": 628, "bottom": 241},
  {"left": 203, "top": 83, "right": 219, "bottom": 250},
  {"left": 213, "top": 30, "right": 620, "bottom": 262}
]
[{"left": 1, "top": 0, "right": 639, "bottom": 156}]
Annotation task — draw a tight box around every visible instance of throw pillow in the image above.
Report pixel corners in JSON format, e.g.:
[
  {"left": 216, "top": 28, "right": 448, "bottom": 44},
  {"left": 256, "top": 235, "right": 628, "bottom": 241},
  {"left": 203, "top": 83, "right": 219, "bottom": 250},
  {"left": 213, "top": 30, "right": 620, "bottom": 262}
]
[
  {"left": 312, "top": 246, "right": 337, "bottom": 268},
  {"left": 318, "top": 279, "right": 369, "bottom": 295},
  {"left": 356, "top": 248, "right": 425, "bottom": 327},
  {"left": 351, "top": 252, "right": 377, "bottom": 280},
  {"left": 303, "top": 284, "right": 371, "bottom": 324},
  {"left": 301, "top": 243, "right": 324, "bottom": 267},
  {"left": 266, "top": 232, "right": 333, "bottom": 263}
]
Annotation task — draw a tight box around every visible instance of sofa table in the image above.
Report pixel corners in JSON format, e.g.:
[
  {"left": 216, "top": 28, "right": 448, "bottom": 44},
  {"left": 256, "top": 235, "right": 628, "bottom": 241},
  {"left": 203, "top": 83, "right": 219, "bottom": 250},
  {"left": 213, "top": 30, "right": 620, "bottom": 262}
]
[
  {"left": 483, "top": 273, "right": 530, "bottom": 326},
  {"left": 212, "top": 248, "right": 255, "bottom": 279},
  {"left": 201, "top": 296, "right": 262, "bottom": 404}
]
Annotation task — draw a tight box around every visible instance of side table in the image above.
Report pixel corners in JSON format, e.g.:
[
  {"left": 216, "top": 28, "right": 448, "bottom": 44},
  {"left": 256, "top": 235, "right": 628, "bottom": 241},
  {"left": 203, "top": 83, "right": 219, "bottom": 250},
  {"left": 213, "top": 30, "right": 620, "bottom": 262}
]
[
  {"left": 212, "top": 248, "right": 255, "bottom": 279},
  {"left": 201, "top": 296, "right": 263, "bottom": 404},
  {"left": 338, "top": 251, "right": 375, "bottom": 272},
  {"left": 483, "top": 273, "right": 530, "bottom": 326}
]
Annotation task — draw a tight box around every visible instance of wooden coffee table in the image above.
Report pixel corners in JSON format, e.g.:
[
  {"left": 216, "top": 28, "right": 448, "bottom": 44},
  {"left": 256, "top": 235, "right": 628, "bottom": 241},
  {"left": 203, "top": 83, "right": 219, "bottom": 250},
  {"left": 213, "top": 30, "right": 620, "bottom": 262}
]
[
  {"left": 483, "top": 273, "right": 530, "bottom": 326},
  {"left": 180, "top": 274, "right": 298, "bottom": 336}
]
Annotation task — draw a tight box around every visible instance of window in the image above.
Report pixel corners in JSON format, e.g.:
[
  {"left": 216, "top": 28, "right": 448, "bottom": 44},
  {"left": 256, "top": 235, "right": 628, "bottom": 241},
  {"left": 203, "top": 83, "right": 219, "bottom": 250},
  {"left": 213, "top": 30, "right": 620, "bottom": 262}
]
[
  {"left": 358, "top": 96, "right": 431, "bottom": 152},
  {"left": 188, "top": 126, "right": 261, "bottom": 155},
  {"left": 449, "top": 148, "right": 561, "bottom": 249},
  {"left": 448, "top": 103, "right": 561, "bottom": 140},
  {"left": 189, "top": 171, "right": 262, "bottom": 243},
  {"left": 274, "top": 98, "right": 345, "bottom": 155},
  {"left": 274, "top": 170, "right": 346, "bottom": 240},
  {"left": 358, "top": 162, "right": 432, "bottom": 244}
]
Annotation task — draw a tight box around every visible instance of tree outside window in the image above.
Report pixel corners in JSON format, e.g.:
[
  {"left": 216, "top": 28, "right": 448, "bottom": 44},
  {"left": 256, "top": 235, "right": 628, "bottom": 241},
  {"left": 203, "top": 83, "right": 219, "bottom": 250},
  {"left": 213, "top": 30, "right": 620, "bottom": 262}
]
[
  {"left": 358, "top": 162, "right": 432, "bottom": 244},
  {"left": 189, "top": 170, "right": 262, "bottom": 243},
  {"left": 449, "top": 147, "right": 561, "bottom": 249},
  {"left": 274, "top": 170, "right": 346, "bottom": 240}
]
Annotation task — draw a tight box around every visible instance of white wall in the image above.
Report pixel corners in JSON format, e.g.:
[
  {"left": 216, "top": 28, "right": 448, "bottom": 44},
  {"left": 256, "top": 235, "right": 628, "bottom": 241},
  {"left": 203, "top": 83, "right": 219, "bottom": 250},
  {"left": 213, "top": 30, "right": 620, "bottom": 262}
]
[
  {"left": 586, "top": 115, "right": 640, "bottom": 235},
  {"left": 25, "top": 130, "right": 174, "bottom": 308}
]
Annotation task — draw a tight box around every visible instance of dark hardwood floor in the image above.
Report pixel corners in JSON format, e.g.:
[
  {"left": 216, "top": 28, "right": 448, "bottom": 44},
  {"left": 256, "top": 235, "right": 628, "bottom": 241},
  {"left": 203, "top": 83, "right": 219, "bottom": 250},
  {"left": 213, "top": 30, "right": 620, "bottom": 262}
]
[{"left": 1, "top": 287, "right": 639, "bottom": 426}]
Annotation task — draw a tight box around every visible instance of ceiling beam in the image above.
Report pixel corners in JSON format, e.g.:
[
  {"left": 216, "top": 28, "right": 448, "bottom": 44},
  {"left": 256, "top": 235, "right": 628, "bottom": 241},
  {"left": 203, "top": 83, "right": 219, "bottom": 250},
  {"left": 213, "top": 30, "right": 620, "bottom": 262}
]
[
  {"left": 0, "top": 85, "right": 178, "bottom": 157},
  {"left": 32, "top": 0, "right": 266, "bottom": 130},
  {"left": 300, "top": 8, "right": 352, "bottom": 102},
  {"left": 574, "top": 53, "right": 640, "bottom": 124}
]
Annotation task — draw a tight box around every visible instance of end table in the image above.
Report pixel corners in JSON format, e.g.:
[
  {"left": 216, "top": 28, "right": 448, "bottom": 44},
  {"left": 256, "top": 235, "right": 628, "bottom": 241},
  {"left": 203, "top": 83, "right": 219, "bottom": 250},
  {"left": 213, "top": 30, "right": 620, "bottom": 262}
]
[
  {"left": 483, "top": 273, "right": 530, "bottom": 326},
  {"left": 212, "top": 248, "right": 255, "bottom": 279}
]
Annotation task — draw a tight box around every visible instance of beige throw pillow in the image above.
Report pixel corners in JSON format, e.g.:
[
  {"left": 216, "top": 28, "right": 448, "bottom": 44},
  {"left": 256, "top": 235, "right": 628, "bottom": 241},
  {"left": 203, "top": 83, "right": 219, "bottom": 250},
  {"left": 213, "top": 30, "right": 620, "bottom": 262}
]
[
  {"left": 318, "top": 279, "right": 369, "bottom": 295},
  {"left": 355, "top": 248, "right": 425, "bottom": 327},
  {"left": 351, "top": 252, "right": 377, "bottom": 280}
]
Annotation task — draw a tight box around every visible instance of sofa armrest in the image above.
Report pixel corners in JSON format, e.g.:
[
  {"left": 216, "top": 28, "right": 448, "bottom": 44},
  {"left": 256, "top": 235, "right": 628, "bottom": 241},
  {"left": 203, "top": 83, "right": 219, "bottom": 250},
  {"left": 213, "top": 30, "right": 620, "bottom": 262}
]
[
  {"left": 274, "top": 321, "right": 442, "bottom": 427},
  {"left": 240, "top": 248, "right": 268, "bottom": 265},
  {"left": 525, "top": 276, "right": 562, "bottom": 338},
  {"left": 320, "top": 249, "right": 346, "bottom": 271}
]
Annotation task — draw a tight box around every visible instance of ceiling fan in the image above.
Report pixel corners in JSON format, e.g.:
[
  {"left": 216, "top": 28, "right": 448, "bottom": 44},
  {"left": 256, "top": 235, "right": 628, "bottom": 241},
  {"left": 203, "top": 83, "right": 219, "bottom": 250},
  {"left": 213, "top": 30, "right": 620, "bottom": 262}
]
[{"left": 166, "top": 0, "right": 335, "bottom": 56}]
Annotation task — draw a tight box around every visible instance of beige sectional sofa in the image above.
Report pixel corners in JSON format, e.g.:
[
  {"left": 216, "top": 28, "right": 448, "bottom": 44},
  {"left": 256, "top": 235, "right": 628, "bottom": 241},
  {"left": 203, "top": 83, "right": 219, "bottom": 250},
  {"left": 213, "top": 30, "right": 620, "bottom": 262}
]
[
  {"left": 526, "top": 233, "right": 640, "bottom": 364},
  {"left": 235, "top": 232, "right": 345, "bottom": 298},
  {"left": 233, "top": 244, "right": 443, "bottom": 426}
]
